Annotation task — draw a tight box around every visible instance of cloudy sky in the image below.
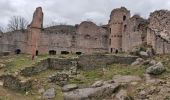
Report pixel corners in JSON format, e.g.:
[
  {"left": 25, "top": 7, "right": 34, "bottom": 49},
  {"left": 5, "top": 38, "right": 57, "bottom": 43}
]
[{"left": 0, "top": 0, "right": 170, "bottom": 27}]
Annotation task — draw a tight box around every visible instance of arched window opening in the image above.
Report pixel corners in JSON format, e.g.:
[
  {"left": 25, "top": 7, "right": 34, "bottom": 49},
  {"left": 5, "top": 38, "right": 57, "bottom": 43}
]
[
  {"left": 123, "top": 16, "right": 126, "bottom": 21},
  {"left": 15, "top": 49, "right": 21, "bottom": 54}
]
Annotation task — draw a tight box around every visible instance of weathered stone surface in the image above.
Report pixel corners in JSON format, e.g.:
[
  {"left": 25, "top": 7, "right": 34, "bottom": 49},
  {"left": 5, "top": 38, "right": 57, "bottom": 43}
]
[
  {"left": 0, "top": 81, "right": 3, "bottom": 86},
  {"left": 139, "top": 51, "right": 149, "bottom": 58},
  {"left": 92, "top": 80, "right": 103, "bottom": 88},
  {"left": 20, "top": 59, "right": 49, "bottom": 76},
  {"left": 113, "top": 75, "right": 142, "bottom": 83},
  {"left": 131, "top": 58, "right": 144, "bottom": 66},
  {"left": 149, "top": 60, "right": 156, "bottom": 65},
  {"left": 48, "top": 72, "right": 69, "bottom": 85},
  {"left": 0, "top": 63, "right": 6, "bottom": 69},
  {"left": 146, "top": 48, "right": 155, "bottom": 57},
  {"left": 43, "top": 88, "right": 55, "bottom": 99},
  {"left": 26, "top": 7, "right": 43, "bottom": 55},
  {"left": 38, "top": 88, "right": 45, "bottom": 94},
  {"left": 49, "top": 58, "right": 77, "bottom": 70},
  {"left": 78, "top": 55, "right": 138, "bottom": 70},
  {"left": 2, "top": 75, "right": 32, "bottom": 92},
  {"left": 64, "top": 83, "right": 120, "bottom": 100},
  {"left": 30, "top": 7, "right": 43, "bottom": 29},
  {"left": 114, "top": 89, "right": 132, "bottom": 100},
  {"left": 0, "top": 7, "right": 170, "bottom": 55},
  {"left": 62, "top": 84, "right": 78, "bottom": 92},
  {"left": 146, "top": 62, "right": 166, "bottom": 75}
]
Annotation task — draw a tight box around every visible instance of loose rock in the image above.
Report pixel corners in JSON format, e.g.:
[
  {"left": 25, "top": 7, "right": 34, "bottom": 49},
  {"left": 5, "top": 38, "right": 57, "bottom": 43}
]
[
  {"left": 62, "top": 84, "right": 78, "bottom": 92},
  {"left": 43, "top": 88, "right": 55, "bottom": 99},
  {"left": 91, "top": 80, "right": 103, "bottom": 88},
  {"left": 146, "top": 62, "right": 166, "bottom": 75}
]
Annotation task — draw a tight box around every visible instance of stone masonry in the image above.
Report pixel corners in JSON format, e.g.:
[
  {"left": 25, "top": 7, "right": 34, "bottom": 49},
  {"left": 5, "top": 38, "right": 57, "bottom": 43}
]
[{"left": 0, "top": 7, "right": 170, "bottom": 55}]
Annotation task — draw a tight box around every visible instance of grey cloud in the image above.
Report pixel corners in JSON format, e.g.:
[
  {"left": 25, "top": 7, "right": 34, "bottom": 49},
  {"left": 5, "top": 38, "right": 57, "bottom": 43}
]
[{"left": 0, "top": 0, "right": 170, "bottom": 27}]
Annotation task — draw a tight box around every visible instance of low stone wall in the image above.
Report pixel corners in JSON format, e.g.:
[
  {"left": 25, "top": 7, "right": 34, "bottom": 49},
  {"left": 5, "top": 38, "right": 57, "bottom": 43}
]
[
  {"left": 20, "top": 54, "right": 138, "bottom": 76},
  {"left": 49, "top": 58, "right": 77, "bottom": 70},
  {"left": 78, "top": 54, "right": 138, "bottom": 70},
  {"left": 2, "top": 75, "right": 32, "bottom": 92},
  {"left": 20, "top": 59, "right": 49, "bottom": 76}
]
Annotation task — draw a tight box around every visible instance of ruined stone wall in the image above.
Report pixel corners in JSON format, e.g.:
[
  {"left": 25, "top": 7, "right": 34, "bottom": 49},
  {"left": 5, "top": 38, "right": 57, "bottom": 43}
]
[
  {"left": 109, "top": 7, "right": 130, "bottom": 53},
  {"left": 147, "top": 10, "right": 170, "bottom": 54},
  {"left": 122, "top": 15, "right": 148, "bottom": 52},
  {"left": 147, "top": 28, "right": 170, "bottom": 54},
  {"left": 38, "top": 31, "right": 73, "bottom": 54},
  {"left": 149, "top": 10, "right": 170, "bottom": 41},
  {"left": 0, "top": 31, "right": 28, "bottom": 54},
  {"left": 26, "top": 7, "right": 43, "bottom": 55},
  {"left": 76, "top": 21, "right": 109, "bottom": 54},
  {"left": 37, "top": 21, "right": 109, "bottom": 55}
]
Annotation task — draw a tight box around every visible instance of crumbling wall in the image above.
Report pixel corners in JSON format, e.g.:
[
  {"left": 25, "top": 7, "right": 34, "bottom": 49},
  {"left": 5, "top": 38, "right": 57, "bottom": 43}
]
[
  {"left": 0, "top": 30, "right": 28, "bottom": 54},
  {"left": 147, "top": 10, "right": 170, "bottom": 54},
  {"left": 109, "top": 7, "right": 130, "bottom": 53},
  {"left": 2, "top": 75, "right": 32, "bottom": 92},
  {"left": 122, "top": 15, "right": 148, "bottom": 52},
  {"left": 76, "top": 21, "right": 109, "bottom": 54},
  {"left": 38, "top": 25, "right": 76, "bottom": 54},
  {"left": 149, "top": 10, "right": 170, "bottom": 40},
  {"left": 26, "top": 7, "right": 43, "bottom": 55},
  {"left": 147, "top": 28, "right": 170, "bottom": 54}
]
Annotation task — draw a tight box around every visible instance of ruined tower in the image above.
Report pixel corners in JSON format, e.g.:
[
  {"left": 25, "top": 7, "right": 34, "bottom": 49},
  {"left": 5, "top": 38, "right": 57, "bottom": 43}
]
[
  {"left": 108, "top": 7, "right": 130, "bottom": 53},
  {"left": 27, "top": 7, "right": 43, "bottom": 56}
]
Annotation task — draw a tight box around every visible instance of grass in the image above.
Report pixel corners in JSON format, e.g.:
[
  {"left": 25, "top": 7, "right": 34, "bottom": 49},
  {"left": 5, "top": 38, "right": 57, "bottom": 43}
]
[
  {"left": 69, "top": 64, "right": 146, "bottom": 85},
  {"left": 153, "top": 54, "right": 170, "bottom": 78},
  {"left": 0, "top": 54, "right": 78, "bottom": 75},
  {"left": 0, "top": 53, "right": 169, "bottom": 99},
  {"left": 2, "top": 54, "right": 49, "bottom": 73}
]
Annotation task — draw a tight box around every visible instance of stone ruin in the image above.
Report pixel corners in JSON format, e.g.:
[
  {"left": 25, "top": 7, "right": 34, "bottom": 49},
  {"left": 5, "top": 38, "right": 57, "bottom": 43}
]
[{"left": 0, "top": 6, "right": 170, "bottom": 56}]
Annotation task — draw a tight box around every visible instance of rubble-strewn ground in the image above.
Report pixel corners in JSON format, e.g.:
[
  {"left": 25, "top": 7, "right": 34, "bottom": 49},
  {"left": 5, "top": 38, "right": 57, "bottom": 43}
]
[{"left": 0, "top": 54, "right": 169, "bottom": 100}]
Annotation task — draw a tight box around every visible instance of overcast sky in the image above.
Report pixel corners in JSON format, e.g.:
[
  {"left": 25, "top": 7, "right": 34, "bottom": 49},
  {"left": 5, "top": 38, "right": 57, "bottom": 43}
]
[{"left": 0, "top": 0, "right": 170, "bottom": 27}]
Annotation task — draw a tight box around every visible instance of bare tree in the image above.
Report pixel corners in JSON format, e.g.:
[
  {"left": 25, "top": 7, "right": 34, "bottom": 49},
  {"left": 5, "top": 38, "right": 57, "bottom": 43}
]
[{"left": 7, "top": 16, "right": 29, "bottom": 31}]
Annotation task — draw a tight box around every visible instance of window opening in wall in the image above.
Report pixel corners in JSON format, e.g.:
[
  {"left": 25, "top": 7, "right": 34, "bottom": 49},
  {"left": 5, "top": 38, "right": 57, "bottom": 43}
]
[
  {"left": 115, "top": 49, "right": 118, "bottom": 54},
  {"left": 123, "top": 15, "right": 126, "bottom": 21},
  {"left": 15, "top": 49, "right": 21, "bottom": 54},
  {"left": 109, "top": 39, "right": 111, "bottom": 45},
  {"left": 72, "top": 36, "right": 75, "bottom": 39},
  {"left": 76, "top": 52, "right": 82, "bottom": 55},
  {"left": 124, "top": 25, "right": 127, "bottom": 32},
  {"left": 49, "top": 50, "right": 56, "bottom": 55},
  {"left": 111, "top": 48, "right": 113, "bottom": 53},
  {"left": 36, "top": 50, "right": 39, "bottom": 56},
  {"left": 61, "top": 51, "right": 69, "bottom": 55}
]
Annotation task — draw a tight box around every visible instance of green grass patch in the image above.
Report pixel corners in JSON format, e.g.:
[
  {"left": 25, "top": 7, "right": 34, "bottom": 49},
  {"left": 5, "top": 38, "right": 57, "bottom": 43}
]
[{"left": 69, "top": 64, "right": 146, "bottom": 85}]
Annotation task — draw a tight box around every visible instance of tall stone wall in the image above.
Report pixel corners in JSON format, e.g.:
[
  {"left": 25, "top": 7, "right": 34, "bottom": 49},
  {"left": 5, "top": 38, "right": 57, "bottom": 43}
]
[
  {"left": 109, "top": 7, "right": 130, "bottom": 53},
  {"left": 149, "top": 10, "right": 170, "bottom": 40},
  {"left": 0, "top": 30, "right": 28, "bottom": 54},
  {"left": 147, "top": 28, "right": 170, "bottom": 54},
  {"left": 76, "top": 21, "right": 109, "bottom": 54},
  {"left": 34, "top": 21, "right": 109, "bottom": 55},
  {"left": 122, "top": 15, "right": 148, "bottom": 52},
  {"left": 26, "top": 7, "right": 43, "bottom": 55},
  {"left": 147, "top": 10, "right": 170, "bottom": 54},
  {"left": 0, "top": 7, "right": 170, "bottom": 55}
]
